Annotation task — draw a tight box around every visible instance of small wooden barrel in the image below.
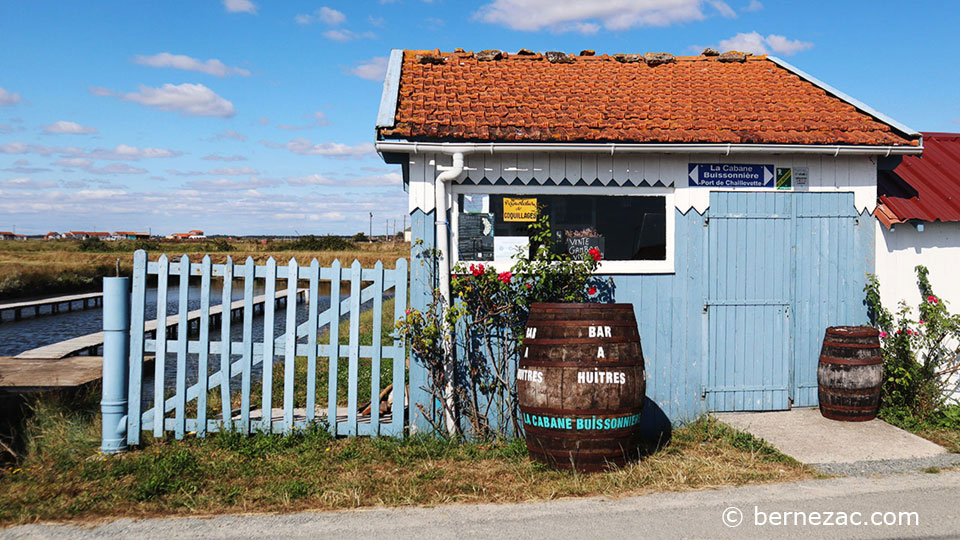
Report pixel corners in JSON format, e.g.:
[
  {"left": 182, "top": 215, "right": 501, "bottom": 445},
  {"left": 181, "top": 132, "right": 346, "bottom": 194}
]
[
  {"left": 817, "top": 326, "right": 883, "bottom": 422},
  {"left": 518, "top": 303, "right": 646, "bottom": 472}
]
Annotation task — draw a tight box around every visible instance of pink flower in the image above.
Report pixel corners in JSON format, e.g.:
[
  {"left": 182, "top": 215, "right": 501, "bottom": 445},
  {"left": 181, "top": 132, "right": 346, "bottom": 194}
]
[
  {"left": 919, "top": 320, "right": 925, "bottom": 325},
  {"left": 879, "top": 331, "right": 888, "bottom": 338},
  {"left": 928, "top": 295, "right": 939, "bottom": 304},
  {"left": 588, "top": 286, "right": 597, "bottom": 295},
  {"left": 405, "top": 308, "right": 411, "bottom": 315},
  {"left": 498, "top": 271, "right": 512, "bottom": 284}
]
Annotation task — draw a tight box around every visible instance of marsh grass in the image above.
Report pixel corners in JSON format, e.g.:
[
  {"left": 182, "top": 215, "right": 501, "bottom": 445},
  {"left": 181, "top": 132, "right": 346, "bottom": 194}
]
[
  {"left": 0, "top": 387, "right": 811, "bottom": 527},
  {"left": 0, "top": 239, "right": 408, "bottom": 301}
]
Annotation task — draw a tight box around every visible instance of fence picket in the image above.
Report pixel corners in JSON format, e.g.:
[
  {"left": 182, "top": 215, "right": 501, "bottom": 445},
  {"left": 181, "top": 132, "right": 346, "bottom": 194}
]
[
  {"left": 174, "top": 255, "right": 190, "bottom": 439},
  {"left": 241, "top": 257, "right": 255, "bottom": 434},
  {"left": 197, "top": 255, "right": 212, "bottom": 437},
  {"left": 362, "top": 260, "right": 384, "bottom": 436},
  {"left": 344, "top": 260, "right": 362, "bottom": 436},
  {"left": 327, "top": 259, "right": 341, "bottom": 434},
  {"left": 219, "top": 256, "right": 234, "bottom": 430},
  {"left": 390, "top": 258, "right": 408, "bottom": 436},
  {"left": 306, "top": 259, "right": 320, "bottom": 423},
  {"left": 261, "top": 257, "right": 277, "bottom": 433},
  {"left": 153, "top": 254, "right": 169, "bottom": 437},
  {"left": 127, "top": 250, "right": 147, "bottom": 445},
  {"left": 283, "top": 258, "right": 299, "bottom": 433}
]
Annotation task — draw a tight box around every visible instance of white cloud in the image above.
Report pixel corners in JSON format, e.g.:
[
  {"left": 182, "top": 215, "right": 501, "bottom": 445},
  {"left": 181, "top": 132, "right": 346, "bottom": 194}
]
[
  {"left": 295, "top": 7, "right": 346, "bottom": 25},
  {"left": 215, "top": 129, "right": 247, "bottom": 142},
  {"left": 277, "top": 110, "right": 329, "bottom": 130},
  {"left": 102, "top": 83, "right": 235, "bottom": 118},
  {"left": 744, "top": 0, "right": 762, "bottom": 11},
  {"left": 261, "top": 138, "right": 375, "bottom": 158},
  {"left": 166, "top": 169, "right": 206, "bottom": 177},
  {"left": 3, "top": 177, "right": 58, "bottom": 189},
  {"left": 86, "top": 144, "right": 182, "bottom": 160},
  {"left": 0, "top": 86, "right": 21, "bottom": 106},
  {"left": 0, "top": 123, "right": 24, "bottom": 134},
  {"left": 289, "top": 172, "right": 401, "bottom": 186},
  {"left": 42, "top": 121, "right": 98, "bottom": 134},
  {"left": 474, "top": 0, "right": 708, "bottom": 33},
  {"left": 208, "top": 166, "right": 259, "bottom": 176},
  {"left": 708, "top": 0, "right": 736, "bottom": 18},
  {"left": 716, "top": 31, "right": 813, "bottom": 56},
  {"left": 54, "top": 158, "right": 94, "bottom": 168},
  {"left": 223, "top": 0, "right": 256, "bottom": 14},
  {"left": 202, "top": 154, "right": 247, "bottom": 161},
  {"left": 186, "top": 177, "right": 273, "bottom": 191},
  {"left": 350, "top": 57, "right": 388, "bottom": 81},
  {"left": 134, "top": 53, "right": 251, "bottom": 77},
  {"left": 322, "top": 29, "right": 375, "bottom": 41},
  {"left": 85, "top": 163, "right": 148, "bottom": 175}
]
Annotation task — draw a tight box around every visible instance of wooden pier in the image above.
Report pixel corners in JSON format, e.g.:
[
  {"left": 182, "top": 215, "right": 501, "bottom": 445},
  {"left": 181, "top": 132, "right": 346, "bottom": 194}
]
[
  {"left": 0, "top": 292, "right": 103, "bottom": 323},
  {"left": 0, "top": 356, "right": 104, "bottom": 393},
  {"left": 13, "top": 288, "right": 307, "bottom": 360}
]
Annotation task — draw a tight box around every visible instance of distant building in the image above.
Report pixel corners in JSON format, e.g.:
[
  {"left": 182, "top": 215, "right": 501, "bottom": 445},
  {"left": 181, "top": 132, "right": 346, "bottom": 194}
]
[
  {"left": 167, "top": 229, "right": 205, "bottom": 240},
  {"left": 113, "top": 231, "right": 151, "bottom": 240},
  {"left": 44, "top": 231, "right": 62, "bottom": 240},
  {"left": 64, "top": 231, "right": 111, "bottom": 240},
  {"left": 0, "top": 231, "right": 26, "bottom": 241}
]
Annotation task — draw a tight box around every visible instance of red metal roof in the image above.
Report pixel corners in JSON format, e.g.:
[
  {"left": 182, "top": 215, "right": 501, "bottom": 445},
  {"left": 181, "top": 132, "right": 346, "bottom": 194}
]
[
  {"left": 379, "top": 49, "right": 920, "bottom": 147},
  {"left": 879, "top": 132, "right": 960, "bottom": 223}
]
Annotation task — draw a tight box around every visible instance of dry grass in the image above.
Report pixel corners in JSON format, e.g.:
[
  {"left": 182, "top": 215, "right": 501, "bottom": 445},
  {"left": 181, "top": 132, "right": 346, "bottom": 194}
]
[
  {"left": 0, "top": 387, "right": 812, "bottom": 526},
  {"left": 0, "top": 239, "right": 408, "bottom": 301}
]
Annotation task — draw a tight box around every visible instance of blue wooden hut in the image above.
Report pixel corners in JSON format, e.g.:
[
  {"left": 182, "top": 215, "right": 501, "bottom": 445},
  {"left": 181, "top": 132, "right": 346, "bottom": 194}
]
[{"left": 375, "top": 48, "right": 922, "bottom": 431}]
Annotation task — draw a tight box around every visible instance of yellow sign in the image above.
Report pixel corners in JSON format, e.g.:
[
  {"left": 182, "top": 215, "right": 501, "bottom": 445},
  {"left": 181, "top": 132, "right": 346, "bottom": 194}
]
[{"left": 503, "top": 198, "right": 538, "bottom": 222}]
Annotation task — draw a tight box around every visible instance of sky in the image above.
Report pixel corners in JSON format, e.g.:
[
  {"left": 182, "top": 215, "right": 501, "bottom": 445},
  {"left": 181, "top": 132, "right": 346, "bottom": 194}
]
[{"left": 1, "top": 1, "right": 958, "bottom": 237}]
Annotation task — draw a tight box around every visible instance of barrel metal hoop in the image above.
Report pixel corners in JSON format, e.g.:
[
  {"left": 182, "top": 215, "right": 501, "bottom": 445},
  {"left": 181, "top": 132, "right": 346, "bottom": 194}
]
[
  {"left": 519, "top": 360, "right": 642, "bottom": 368},
  {"left": 822, "top": 341, "right": 881, "bottom": 350},
  {"left": 526, "top": 337, "right": 641, "bottom": 345},
  {"left": 520, "top": 405, "right": 643, "bottom": 416},
  {"left": 818, "top": 355, "right": 883, "bottom": 366}
]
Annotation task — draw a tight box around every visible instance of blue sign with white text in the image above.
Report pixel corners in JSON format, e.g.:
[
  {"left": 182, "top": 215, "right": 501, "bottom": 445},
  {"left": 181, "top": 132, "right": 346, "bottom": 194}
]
[{"left": 688, "top": 163, "right": 775, "bottom": 187}]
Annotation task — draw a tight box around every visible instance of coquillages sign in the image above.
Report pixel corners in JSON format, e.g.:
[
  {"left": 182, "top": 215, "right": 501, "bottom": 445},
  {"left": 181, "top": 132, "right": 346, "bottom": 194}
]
[{"left": 688, "top": 163, "right": 775, "bottom": 187}]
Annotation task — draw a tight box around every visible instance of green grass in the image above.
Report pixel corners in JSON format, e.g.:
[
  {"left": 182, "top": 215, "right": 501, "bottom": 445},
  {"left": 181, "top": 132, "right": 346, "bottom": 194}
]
[
  {"left": 879, "top": 405, "right": 960, "bottom": 454},
  {"left": 0, "top": 394, "right": 812, "bottom": 526}
]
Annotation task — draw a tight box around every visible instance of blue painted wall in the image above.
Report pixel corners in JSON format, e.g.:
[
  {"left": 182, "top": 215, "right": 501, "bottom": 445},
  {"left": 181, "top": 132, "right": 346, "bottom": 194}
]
[{"left": 408, "top": 191, "right": 876, "bottom": 432}]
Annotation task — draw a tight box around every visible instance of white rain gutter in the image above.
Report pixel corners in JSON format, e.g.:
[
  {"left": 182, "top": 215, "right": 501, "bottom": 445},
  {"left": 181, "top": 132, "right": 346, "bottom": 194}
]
[
  {"left": 434, "top": 152, "right": 464, "bottom": 434},
  {"left": 375, "top": 141, "right": 923, "bottom": 156}
]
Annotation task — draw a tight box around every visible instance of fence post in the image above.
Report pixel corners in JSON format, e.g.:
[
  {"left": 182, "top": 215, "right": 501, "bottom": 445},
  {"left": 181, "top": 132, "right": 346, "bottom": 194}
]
[{"left": 101, "top": 277, "right": 130, "bottom": 453}]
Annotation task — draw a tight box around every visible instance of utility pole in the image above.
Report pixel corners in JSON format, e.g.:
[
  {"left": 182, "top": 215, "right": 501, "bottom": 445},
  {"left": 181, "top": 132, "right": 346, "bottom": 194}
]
[{"left": 368, "top": 212, "right": 373, "bottom": 240}]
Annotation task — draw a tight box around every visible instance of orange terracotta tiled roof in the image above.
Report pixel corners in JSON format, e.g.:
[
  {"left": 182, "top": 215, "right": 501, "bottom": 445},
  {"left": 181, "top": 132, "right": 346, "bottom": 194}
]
[{"left": 378, "top": 49, "right": 919, "bottom": 147}]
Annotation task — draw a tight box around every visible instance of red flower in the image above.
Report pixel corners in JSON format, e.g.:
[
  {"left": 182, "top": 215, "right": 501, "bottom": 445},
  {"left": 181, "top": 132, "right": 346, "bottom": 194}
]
[
  {"left": 588, "top": 247, "right": 602, "bottom": 262},
  {"left": 471, "top": 264, "right": 484, "bottom": 277},
  {"left": 896, "top": 329, "right": 903, "bottom": 335},
  {"left": 498, "top": 271, "right": 512, "bottom": 284},
  {"left": 928, "top": 295, "right": 939, "bottom": 304},
  {"left": 879, "top": 331, "right": 888, "bottom": 338},
  {"left": 525, "top": 283, "right": 532, "bottom": 290},
  {"left": 919, "top": 320, "right": 925, "bottom": 325},
  {"left": 588, "top": 286, "right": 597, "bottom": 295}
]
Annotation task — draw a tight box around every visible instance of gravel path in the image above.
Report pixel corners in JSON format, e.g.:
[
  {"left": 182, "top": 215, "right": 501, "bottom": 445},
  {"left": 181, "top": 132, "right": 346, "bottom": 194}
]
[{"left": 811, "top": 452, "right": 960, "bottom": 476}]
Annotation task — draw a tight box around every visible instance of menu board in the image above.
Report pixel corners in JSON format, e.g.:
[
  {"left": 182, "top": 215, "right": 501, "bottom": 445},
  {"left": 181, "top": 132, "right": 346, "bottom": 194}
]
[{"left": 458, "top": 213, "right": 494, "bottom": 261}]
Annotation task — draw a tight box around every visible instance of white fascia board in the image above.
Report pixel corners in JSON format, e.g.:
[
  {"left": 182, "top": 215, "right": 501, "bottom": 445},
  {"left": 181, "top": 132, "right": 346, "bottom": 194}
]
[
  {"left": 375, "top": 49, "right": 404, "bottom": 129},
  {"left": 375, "top": 140, "right": 923, "bottom": 156},
  {"left": 767, "top": 56, "right": 922, "bottom": 141}
]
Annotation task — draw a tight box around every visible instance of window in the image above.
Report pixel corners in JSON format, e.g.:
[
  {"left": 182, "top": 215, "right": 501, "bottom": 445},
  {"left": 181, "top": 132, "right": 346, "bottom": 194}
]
[{"left": 452, "top": 186, "right": 675, "bottom": 274}]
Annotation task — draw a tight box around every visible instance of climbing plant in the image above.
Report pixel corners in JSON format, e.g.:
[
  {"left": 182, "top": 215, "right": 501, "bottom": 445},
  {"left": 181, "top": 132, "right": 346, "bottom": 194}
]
[
  {"left": 396, "top": 212, "right": 604, "bottom": 439},
  {"left": 865, "top": 266, "right": 960, "bottom": 418}
]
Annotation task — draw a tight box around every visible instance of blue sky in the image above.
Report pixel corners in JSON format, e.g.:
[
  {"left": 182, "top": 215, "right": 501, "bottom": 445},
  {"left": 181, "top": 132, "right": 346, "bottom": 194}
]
[{"left": 1, "top": 1, "right": 957, "bottom": 236}]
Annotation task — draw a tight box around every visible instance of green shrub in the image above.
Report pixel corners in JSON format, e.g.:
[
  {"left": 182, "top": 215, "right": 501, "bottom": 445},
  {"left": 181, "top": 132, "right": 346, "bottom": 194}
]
[{"left": 274, "top": 235, "right": 355, "bottom": 252}]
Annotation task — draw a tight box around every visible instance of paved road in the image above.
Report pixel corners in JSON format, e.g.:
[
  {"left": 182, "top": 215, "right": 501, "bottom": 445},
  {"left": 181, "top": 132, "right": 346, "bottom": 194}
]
[{"left": 4, "top": 471, "right": 959, "bottom": 539}]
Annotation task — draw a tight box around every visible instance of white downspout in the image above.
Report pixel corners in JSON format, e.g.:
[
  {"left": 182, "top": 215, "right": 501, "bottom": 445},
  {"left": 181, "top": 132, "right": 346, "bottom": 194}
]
[{"left": 434, "top": 152, "right": 464, "bottom": 434}]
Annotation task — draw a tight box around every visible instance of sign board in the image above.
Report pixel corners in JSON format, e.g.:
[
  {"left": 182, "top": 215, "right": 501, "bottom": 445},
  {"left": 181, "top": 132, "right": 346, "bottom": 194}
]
[
  {"left": 494, "top": 236, "right": 528, "bottom": 261},
  {"left": 566, "top": 236, "right": 604, "bottom": 258},
  {"left": 794, "top": 166, "right": 809, "bottom": 187},
  {"left": 462, "top": 194, "right": 489, "bottom": 214},
  {"left": 775, "top": 167, "right": 792, "bottom": 190},
  {"left": 458, "top": 213, "right": 493, "bottom": 260},
  {"left": 503, "top": 197, "right": 538, "bottom": 222},
  {"left": 688, "top": 164, "right": 774, "bottom": 188}
]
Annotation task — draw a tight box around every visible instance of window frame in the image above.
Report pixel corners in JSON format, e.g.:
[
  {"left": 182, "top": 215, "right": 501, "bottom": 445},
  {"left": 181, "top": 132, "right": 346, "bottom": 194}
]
[{"left": 449, "top": 184, "right": 676, "bottom": 274}]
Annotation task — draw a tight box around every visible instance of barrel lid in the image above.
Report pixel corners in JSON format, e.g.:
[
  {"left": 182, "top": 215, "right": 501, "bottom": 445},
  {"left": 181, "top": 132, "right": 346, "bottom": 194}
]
[{"left": 825, "top": 326, "right": 880, "bottom": 338}]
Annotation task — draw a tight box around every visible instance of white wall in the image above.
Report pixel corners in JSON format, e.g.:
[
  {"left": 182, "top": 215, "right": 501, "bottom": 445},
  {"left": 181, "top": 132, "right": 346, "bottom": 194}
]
[{"left": 876, "top": 220, "right": 960, "bottom": 403}]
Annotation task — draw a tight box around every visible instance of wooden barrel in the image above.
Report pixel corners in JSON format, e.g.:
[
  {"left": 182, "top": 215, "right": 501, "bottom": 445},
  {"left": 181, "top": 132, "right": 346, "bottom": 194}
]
[
  {"left": 817, "top": 326, "right": 883, "bottom": 422},
  {"left": 518, "top": 303, "right": 645, "bottom": 472}
]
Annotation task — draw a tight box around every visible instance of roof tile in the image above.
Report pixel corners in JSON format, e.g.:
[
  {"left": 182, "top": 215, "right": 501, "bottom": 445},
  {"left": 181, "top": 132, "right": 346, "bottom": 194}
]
[{"left": 379, "top": 50, "right": 918, "bottom": 146}]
